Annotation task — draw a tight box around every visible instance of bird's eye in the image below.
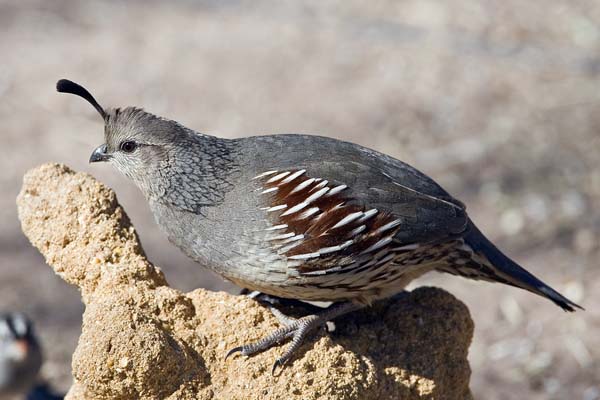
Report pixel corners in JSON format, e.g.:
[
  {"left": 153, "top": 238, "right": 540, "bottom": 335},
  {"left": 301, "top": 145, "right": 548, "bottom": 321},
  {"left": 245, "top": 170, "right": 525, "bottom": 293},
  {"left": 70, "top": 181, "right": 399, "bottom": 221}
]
[{"left": 120, "top": 141, "right": 137, "bottom": 153}]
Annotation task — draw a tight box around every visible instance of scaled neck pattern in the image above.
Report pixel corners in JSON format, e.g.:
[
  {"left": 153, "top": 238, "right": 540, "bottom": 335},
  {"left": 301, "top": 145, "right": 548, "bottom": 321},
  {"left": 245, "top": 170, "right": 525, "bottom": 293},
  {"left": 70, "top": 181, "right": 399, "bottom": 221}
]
[{"left": 154, "top": 129, "right": 241, "bottom": 215}]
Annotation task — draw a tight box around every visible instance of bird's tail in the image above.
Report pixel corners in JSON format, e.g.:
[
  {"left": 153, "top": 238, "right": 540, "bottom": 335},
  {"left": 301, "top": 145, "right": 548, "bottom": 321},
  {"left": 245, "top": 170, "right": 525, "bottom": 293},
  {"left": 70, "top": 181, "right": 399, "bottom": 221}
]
[{"left": 439, "top": 221, "right": 583, "bottom": 312}]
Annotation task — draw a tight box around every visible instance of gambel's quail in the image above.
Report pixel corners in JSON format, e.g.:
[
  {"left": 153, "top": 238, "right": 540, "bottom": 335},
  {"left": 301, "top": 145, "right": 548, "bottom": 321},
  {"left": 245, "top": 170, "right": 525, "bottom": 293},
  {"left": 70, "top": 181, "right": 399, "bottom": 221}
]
[{"left": 57, "top": 79, "right": 582, "bottom": 373}]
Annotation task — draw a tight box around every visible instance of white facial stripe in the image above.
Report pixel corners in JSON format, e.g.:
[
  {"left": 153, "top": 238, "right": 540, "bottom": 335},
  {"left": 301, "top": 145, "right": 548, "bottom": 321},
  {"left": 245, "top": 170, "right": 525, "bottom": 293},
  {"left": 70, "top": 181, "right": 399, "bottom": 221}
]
[
  {"left": 0, "top": 319, "right": 10, "bottom": 338},
  {"left": 11, "top": 315, "right": 28, "bottom": 337}
]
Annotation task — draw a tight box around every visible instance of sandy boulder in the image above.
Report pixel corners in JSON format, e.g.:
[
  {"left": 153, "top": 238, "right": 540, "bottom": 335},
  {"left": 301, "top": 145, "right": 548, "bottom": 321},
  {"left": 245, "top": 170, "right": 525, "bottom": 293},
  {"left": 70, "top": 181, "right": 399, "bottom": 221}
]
[{"left": 17, "top": 163, "right": 474, "bottom": 400}]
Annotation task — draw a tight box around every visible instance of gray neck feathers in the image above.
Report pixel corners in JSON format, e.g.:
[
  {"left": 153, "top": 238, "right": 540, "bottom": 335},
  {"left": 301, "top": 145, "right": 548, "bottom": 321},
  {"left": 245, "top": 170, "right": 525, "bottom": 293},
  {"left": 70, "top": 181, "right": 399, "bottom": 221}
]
[{"left": 151, "top": 129, "right": 240, "bottom": 214}]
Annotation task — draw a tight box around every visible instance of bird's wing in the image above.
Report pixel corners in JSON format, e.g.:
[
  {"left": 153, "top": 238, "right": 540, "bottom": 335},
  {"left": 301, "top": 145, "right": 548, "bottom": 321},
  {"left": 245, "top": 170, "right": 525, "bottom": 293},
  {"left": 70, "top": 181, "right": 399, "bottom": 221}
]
[
  {"left": 251, "top": 157, "right": 468, "bottom": 275},
  {"left": 248, "top": 133, "right": 467, "bottom": 237}
]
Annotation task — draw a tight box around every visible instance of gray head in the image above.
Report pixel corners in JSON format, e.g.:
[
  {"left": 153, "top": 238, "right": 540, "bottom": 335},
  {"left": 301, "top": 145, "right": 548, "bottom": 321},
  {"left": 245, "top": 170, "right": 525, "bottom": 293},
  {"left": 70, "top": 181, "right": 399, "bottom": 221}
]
[
  {"left": 56, "top": 79, "right": 193, "bottom": 192},
  {"left": 57, "top": 79, "right": 238, "bottom": 209},
  {"left": 0, "top": 312, "right": 42, "bottom": 394}
]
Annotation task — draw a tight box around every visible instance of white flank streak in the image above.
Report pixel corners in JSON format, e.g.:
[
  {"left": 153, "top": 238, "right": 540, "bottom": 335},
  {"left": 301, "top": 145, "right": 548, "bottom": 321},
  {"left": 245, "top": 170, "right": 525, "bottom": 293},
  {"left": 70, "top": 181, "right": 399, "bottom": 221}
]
[
  {"left": 372, "top": 248, "right": 390, "bottom": 260},
  {"left": 339, "top": 261, "right": 359, "bottom": 271},
  {"left": 299, "top": 207, "right": 320, "bottom": 219},
  {"left": 319, "top": 240, "right": 353, "bottom": 255},
  {"left": 281, "top": 169, "right": 306, "bottom": 184},
  {"left": 375, "top": 219, "right": 401, "bottom": 233},
  {"left": 265, "top": 224, "right": 288, "bottom": 231},
  {"left": 267, "top": 204, "right": 287, "bottom": 212},
  {"left": 326, "top": 184, "right": 347, "bottom": 196},
  {"left": 331, "top": 211, "right": 364, "bottom": 229},
  {"left": 349, "top": 225, "right": 366, "bottom": 236},
  {"left": 459, "top": 243, "right": 473, "bottom": 252},
  {"left": 253, "top": 170, "right": 278, "bottom": 180},
  {"left": 332, "top": 202, "right": 345, "bottom": 210},
  {"left": 268, "top": 232, "right": 296, "bottom": 241},
  {"left": 360, "top": 259, "right": 377, "bottom": 269},
  {"left": 261, "top": 187, "right": 278, "bottom": 194},
  {"left": 289, "top": 252, "right": 321, "bottom": 260},
  {"left": 281, "top": 201, "right": 308, "bottom": 216},
  {"left": 392, "top": 243, "right": 419, "bottom": 251},
  {"left": 358, "top": 208, "right": 378, "bottom": 222},
  {"left": 305, "top": 187, "right": 329, "bottom": 203},
  {"left": 281, "top": 234, "right": 304, "bottom": 243},
  {"left": 361, "top": 236, "right": 393, "bottom": 254},
  {"left": 313, "top": 180, "right": 328, "bottom": 190},
  {"left": 302, "top": 270, "right": 327, "bottom": 276},
  {"left": 377, "top": 253, "right": 395, "bottom": 265},
  {"left": 278, "top": 241, "right": 303, "bottom": 254},
  {"left": 267, "top": 171, "right": 291, "bottom": 183},
  {"left": 290, "top": 178, "right": 315, "bottom": 194}
]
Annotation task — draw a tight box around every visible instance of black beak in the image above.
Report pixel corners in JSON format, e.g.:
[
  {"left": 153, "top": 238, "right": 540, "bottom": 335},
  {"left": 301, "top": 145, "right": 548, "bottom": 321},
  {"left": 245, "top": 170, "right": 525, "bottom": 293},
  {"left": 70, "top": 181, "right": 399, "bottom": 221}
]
[{"left": 89, "top": 144, "right": 110, "bottom": 163}]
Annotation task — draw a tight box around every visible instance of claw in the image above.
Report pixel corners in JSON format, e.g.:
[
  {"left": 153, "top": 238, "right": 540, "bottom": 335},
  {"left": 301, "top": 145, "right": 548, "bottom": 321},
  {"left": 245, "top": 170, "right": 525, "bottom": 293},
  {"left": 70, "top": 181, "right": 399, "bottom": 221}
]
[
  {"left": 225, "top": 302, "right": 362, "bottom": 373},
  {"left": 225, "top": 346, "right": 244, "bottom": 361},
  {"left": 271, "top": 358, "right": 285, "bottom": 376}
]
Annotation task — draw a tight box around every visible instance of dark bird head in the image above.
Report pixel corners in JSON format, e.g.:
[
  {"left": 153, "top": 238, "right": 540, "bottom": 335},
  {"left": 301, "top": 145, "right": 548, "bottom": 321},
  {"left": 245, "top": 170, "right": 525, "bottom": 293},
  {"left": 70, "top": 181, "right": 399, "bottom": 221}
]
[
  {"left": 0, "top": 312, "right": 42, "bottom": 394},
  {"left": 56, "top": 79, "right": 196, "bottom": 193}
]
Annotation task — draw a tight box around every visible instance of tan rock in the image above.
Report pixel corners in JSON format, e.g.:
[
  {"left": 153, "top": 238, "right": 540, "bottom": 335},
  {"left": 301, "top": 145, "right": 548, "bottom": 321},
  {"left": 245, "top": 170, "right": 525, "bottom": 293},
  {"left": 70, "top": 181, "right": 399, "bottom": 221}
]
[{"left": 17, "top": 163, "right": 474, "bottom": 400}]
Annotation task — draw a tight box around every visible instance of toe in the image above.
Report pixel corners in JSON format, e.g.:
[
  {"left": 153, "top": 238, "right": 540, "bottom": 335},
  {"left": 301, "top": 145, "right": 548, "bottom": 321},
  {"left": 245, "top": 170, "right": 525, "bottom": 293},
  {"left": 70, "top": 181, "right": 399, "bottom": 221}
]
[{"left": 225, "top": 346, "right": 244, "bottom": 360}]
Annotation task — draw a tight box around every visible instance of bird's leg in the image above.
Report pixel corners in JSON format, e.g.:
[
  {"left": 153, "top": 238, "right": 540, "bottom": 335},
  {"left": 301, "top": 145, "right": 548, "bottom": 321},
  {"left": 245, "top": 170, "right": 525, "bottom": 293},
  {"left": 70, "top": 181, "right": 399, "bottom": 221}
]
[
  {"left": 241, "top": 290, "right": 325, "bottom": 327},
  {"left": 226, "top": 301, "right": 363, "bottom": 374},
  {"left": 266, "top": 304, "right": 298, "bottom": 327},
  {"left": 241, "top": 291, "right": 297, "bottom": 326}
]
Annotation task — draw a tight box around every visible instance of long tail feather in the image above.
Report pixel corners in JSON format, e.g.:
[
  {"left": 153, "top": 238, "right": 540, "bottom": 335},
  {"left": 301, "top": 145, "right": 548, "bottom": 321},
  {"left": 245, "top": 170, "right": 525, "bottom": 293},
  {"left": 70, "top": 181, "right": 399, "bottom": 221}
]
[{"left": 454, "top": 221, "right": 583, "bottom": 312}]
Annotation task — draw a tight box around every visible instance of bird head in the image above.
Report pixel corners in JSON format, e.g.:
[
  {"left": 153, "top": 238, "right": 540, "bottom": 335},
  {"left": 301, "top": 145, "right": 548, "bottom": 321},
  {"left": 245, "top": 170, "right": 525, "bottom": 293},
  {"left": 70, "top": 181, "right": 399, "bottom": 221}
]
[
  {"left": 56, "top": 79, "right": 186, "bottom": 190},
  {"left": 0, "top": 313, "right": 42, "bottom": 394},
  {"left": 0, "top": 312, "right": 38, "bottom": 363}
]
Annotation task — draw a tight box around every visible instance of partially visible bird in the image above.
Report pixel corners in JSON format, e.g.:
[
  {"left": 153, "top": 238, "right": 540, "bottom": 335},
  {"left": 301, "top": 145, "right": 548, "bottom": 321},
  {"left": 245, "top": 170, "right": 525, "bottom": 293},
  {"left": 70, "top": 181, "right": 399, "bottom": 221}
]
[
  {"left": 56, "top": 79, "right": 582, "bottom": 373},
  {"left": 0, "top": 312, "right": 42, "bottom": 397}
]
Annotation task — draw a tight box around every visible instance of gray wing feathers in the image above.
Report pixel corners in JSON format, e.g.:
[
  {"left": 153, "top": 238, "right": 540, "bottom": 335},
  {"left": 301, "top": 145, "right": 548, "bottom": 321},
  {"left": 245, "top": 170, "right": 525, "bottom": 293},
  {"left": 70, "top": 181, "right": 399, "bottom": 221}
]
[{"left": 242, "top": 134, "right": 468, "bottom": 245}]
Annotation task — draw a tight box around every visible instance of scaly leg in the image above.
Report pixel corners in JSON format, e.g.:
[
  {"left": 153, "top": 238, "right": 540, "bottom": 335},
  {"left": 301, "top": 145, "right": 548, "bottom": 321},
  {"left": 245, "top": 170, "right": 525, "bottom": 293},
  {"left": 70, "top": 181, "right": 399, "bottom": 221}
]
[
  {"left": 226, "top": 301, "right": 363, "bottom": 374},
  {"left": 242, "top": 290, "right": 326, "bottom": 327}
]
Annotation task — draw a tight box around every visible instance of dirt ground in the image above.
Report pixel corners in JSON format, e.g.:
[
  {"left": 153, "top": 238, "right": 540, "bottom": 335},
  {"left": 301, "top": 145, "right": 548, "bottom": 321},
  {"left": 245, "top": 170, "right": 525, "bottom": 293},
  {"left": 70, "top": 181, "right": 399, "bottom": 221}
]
[{"left": 1, "top": 1, "right": 598, "bottom": 399}]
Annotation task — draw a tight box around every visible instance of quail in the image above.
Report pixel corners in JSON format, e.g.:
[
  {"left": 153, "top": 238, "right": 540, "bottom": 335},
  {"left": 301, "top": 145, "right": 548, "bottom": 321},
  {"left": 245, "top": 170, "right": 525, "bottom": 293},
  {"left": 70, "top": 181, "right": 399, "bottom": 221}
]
[
  {"left": 0, "top": 312, "right": 42, "bottom": 396},
  {"left": 56, "top": 79, "right": 582, "bottom": 373}
]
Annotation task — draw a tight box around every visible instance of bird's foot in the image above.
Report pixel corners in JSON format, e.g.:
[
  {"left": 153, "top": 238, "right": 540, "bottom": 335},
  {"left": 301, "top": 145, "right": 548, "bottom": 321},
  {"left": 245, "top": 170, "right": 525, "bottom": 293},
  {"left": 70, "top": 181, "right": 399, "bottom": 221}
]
[
  {"left": 226, "top": 301, "right": 362, "bottom": 374},
  {"left": 241, "top": 291, "right": 307, "bottom": 326}
]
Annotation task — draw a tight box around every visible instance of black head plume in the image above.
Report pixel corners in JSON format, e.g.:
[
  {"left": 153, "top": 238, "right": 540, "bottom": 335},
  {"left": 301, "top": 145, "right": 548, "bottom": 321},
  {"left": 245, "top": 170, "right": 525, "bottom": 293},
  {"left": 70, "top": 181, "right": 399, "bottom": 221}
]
[{"left": 56, "top": 79, "right": 107, "bottom": 120}]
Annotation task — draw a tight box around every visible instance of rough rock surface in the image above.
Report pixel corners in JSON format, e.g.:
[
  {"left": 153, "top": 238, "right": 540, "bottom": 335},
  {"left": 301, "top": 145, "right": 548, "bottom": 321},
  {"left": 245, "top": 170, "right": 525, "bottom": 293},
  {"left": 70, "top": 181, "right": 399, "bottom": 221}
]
[{"left": 17, "top": 163, "right": 474, "bottom": 400}]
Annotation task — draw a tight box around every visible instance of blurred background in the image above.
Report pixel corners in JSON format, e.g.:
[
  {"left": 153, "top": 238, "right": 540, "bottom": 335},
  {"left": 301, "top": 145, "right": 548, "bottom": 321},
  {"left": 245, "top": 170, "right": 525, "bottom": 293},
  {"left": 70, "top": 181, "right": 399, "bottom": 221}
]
[{"left": 1, "top": 0, "right": 599, "bottom": 399}]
